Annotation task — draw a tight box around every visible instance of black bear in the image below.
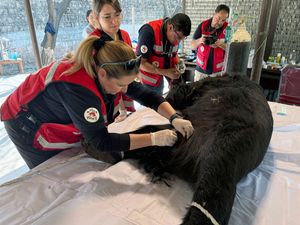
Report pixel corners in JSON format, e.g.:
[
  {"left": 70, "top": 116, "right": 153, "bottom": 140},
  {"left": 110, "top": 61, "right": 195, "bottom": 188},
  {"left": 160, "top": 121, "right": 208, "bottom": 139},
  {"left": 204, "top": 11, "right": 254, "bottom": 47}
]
[{"left": 86, "top": 75, "right": 274, "bottom": 225}]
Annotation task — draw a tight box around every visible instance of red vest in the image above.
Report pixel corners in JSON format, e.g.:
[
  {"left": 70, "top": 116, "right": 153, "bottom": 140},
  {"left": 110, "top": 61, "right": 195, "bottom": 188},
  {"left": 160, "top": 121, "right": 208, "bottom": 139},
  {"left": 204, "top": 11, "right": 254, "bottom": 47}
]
[
  {"left": 90, "top": 29, "right": 135, "bottom": 112},
  {"left": 0, "top": 61, "right": 121, "bottom": 151},
  {"left": 90, "top": 29, "right": 132, "bottom": 47},
  {"left": 196, "top": 19, "right": 227, "bottom": 73},
  {"left": 140, "top": 19, "right": 179, "bottom": 87}
]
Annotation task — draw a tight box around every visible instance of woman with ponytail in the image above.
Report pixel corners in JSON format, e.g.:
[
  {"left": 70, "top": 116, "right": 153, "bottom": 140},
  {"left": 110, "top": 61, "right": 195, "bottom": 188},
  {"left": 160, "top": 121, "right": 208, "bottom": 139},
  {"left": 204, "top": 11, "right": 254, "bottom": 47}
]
[{"left": 0, "top": 36, "right": 194, "bottom": 169}]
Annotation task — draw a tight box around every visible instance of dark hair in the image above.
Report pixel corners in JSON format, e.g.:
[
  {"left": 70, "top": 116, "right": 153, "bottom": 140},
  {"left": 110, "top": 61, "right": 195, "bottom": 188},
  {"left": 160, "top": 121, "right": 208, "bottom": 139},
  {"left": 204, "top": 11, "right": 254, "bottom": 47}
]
[
  {"left": 169, "top": 13, "right": 191, "bottom": 37},
  {"left": 93, "top": 0, "right": 122, "bottom": 15},
  {"left": 215, "top": 4, "right": 230, "bottom": 14},
  {"left": 86, "top": 9, "right": 92, "bottom": 22}
]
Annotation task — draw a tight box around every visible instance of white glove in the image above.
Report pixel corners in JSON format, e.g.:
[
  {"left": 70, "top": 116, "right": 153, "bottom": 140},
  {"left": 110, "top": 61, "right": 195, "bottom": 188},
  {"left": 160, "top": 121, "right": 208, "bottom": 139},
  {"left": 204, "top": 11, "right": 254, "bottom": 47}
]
[
  {"left": 172, "top": 118, "right": 194, "bottom": 139},
  {"left": 150, "top": 129, "right": 178, "bottom": 146},
  {"left": 114, "top": 109, "right": 127, "bottom": 123},
  {"left": 175, "top": 59, "right": 186, "bottom": 74}
]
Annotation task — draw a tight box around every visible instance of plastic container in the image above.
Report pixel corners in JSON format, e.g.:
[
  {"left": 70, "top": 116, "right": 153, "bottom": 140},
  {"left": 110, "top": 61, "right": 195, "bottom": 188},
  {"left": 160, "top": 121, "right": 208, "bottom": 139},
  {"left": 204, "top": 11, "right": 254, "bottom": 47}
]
[
  {"left": 224, "top": 41, "right": 251, "bottom": 76},
  {"left": 223, "top": 21, "right": 251, "bottom": 76}
]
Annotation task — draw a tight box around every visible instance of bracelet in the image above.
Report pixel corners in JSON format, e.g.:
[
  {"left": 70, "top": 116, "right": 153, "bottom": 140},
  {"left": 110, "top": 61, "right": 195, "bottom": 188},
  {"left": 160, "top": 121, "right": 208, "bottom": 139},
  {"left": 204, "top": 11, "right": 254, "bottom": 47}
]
[{"left": 169, "top": 113, "right": 182, "bottom": 124}]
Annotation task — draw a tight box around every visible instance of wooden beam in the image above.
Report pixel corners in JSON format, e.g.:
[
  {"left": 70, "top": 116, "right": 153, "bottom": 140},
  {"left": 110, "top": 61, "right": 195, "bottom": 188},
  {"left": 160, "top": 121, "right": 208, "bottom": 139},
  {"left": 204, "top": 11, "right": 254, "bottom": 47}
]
[
  {"left": 23, "top": 0, "right": 42, "bottom": 69},
  {"left": 250, "top": 0, "right": 273, "bottom": 83}
]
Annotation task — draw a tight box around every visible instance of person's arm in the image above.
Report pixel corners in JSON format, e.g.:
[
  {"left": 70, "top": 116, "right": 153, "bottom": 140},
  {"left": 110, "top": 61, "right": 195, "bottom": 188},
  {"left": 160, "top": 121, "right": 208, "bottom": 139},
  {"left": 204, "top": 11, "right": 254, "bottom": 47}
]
[
  {"left": 126, "top": 81, "right": 165, "bottom": 109},
  {"left": 190, "top": 24, "right": 205, "bottom": 50},
  {"left": 129, "top": 133, "right": 152, "bottom": 149},
  {"left": 157, "top": 101, "right": 177, "bottom": 120},
  {"left": 212, "top": 39, "right": 226, "bottom": 50},
  {"left": 127, "top": 82, "right": 194, "bottom": 139},
  {"left": 81, "top": 118, "right": 176, "bottom": 151},
  {"left": 127, "top": 99, "right": 180, "bottom": 149},
  {"left": 140, "top": 58, "right": 180, "bottom": 80},
  {"left": 49, "top": 82, "right": 176, "bottom": 152},
  {"left": 157, "top": 101, "right": 194, "bottom": 139}
]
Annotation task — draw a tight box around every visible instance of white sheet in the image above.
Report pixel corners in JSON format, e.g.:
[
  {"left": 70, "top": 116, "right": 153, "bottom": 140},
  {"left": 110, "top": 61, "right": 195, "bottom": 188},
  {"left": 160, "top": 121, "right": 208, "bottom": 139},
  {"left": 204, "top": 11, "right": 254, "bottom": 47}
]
[
  {"left": 0, "top": 74, "right": 30, "bottom": 183},
  {"left": 1, "top": 75, "right": 300, "bottom": 224}
]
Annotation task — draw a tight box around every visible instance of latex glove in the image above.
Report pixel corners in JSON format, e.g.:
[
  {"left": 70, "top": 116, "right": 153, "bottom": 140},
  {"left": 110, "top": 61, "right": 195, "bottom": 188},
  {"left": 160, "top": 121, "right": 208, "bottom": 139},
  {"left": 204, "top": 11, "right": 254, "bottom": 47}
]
[
  {"left": 172, "top": 118, "right": 194, "bottom": 139},
  {"left": 175, "top": 59, "right": 186, "bottom": 74},
  {"left": 150, "top": 129, "right": 178, "bottom": 146},
  {"left": 114, "top": 109, "right": 127, "bottom": 123}
]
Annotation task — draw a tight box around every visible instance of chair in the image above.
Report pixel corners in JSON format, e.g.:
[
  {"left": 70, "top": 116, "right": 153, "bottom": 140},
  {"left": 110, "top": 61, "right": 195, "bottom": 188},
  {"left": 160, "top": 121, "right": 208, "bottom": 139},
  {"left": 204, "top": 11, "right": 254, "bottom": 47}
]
[{"left": 277, "top": 65, "right": 300, "bottom": 106}]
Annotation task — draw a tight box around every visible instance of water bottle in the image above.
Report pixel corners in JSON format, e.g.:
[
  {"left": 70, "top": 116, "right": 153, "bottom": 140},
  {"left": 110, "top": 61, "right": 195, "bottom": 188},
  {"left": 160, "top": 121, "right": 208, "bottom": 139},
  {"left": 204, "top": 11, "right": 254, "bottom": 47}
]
[
  {"left": 276, "top": 53, "right": 281, "bottom": 64},
  {"left": 289, "top": 50, "right": 296, "bottom": 65},
  {"left": 2, "top": 50, "right": 9, "bottom": 60}
]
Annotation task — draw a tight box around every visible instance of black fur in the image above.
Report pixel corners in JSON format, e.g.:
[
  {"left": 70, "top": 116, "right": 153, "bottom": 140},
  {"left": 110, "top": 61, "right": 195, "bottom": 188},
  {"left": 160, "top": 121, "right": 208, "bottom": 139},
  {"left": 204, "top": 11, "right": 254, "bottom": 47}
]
[{"left": 124, "top": 75, "right": 273, "bottom": 225}]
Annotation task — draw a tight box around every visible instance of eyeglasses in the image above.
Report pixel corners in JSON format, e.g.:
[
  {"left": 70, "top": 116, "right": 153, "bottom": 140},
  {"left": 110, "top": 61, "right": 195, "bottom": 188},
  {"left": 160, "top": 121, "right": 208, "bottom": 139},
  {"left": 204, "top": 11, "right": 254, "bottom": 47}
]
[
  {"left": 173, "top": 28, "right": 187, "bottom": 41},
  {"left": 99, "top": 55, "right": 142, "bottom": 71},
  {"left": 100, "top": 12, "right": 122, "bottom": 22}
]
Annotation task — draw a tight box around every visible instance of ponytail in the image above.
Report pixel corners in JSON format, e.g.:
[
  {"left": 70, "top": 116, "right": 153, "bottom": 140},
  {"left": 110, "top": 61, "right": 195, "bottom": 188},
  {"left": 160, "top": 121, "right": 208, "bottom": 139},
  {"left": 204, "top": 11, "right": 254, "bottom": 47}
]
[
  {"left": 63, "top": 36, "right": 138, "bottom": 79},
  {"left": 63, "top": 35, "right": 99, "bottom": 77}
]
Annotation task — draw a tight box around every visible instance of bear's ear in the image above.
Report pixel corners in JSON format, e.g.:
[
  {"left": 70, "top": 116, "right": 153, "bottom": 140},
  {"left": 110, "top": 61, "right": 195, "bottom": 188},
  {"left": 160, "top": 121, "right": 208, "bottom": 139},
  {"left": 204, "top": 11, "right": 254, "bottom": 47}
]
[{"left": 166, "top": 83, "right": 195, "bottom": 110}]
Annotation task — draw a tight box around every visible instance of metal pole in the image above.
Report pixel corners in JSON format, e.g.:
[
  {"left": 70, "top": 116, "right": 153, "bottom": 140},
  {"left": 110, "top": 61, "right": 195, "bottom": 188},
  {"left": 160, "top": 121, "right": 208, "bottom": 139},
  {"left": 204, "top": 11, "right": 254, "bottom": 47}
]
[
  {"left": 23, "top": 0, "right": 42, "bottom": 69},
  {"left": 250, "top": 0, "right": 273, "bottom": 83}
]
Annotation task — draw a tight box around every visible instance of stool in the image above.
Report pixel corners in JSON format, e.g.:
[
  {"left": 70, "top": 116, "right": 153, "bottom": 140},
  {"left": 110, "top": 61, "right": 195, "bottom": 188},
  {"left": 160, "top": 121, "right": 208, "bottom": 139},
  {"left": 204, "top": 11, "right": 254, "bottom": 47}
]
[{"left": 0, "top": 59, "right": 25, "bottom": 74}]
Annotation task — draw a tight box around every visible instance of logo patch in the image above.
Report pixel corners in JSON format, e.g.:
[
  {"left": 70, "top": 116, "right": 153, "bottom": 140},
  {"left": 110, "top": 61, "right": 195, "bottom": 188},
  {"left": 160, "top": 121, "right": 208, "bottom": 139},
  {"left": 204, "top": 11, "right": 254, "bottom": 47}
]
[
  {"left": 84, "top": 107, "right": 99, "bottom": 123},
  {"left": 200, "top": 46, "right": 205, "bottom": 52},
  {"left": 152, "top": 61, "right": 159, "bottom": 68},
  {"left": 140, "top": 45, "right": 148, "bottom": 54}
]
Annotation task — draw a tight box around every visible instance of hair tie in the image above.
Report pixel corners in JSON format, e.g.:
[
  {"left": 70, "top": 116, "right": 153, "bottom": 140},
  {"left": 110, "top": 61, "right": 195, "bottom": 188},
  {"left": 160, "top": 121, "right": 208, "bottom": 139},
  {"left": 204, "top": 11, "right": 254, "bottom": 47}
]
[
  {"left": 92, "top": 38, "right": 105, "bottom": 52},
  {"left": 92, "top": 35, "right": 112, "bottom": 56}
]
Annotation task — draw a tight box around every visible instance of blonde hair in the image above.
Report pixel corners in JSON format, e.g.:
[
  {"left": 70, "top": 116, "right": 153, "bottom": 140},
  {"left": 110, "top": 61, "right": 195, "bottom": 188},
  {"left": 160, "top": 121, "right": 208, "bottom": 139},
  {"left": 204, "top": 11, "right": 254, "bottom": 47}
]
[{"left": 63, "top": 35, "right": 138, "bottom": 79}]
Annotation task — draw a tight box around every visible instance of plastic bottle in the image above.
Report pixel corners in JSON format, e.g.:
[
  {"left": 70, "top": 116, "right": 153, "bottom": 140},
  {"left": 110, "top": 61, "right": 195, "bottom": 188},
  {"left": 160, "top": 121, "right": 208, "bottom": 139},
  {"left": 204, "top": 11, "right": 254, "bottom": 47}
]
[
  {"left": 276, "top": 53, "right": 281, "bottom": 64},
  {"left": 289, "top": 50, "right": 296, "bottom": 65},
  {"left": 280, "top": 56, "right": 287, "bottom": 66},
  {"left": 225, "top": 25, "right": 231, "bottom": 43},
  {"left": 2, "top": 50, "right": 8, "bottom": 60},
  {"left": 0, "top": 40, "right": 4, "bottom": 60}
]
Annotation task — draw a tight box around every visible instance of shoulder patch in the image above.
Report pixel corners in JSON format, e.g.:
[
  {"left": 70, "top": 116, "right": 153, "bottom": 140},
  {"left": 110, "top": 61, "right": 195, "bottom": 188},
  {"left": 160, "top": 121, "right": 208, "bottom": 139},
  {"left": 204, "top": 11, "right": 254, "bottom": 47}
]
[
  {"left": 140, "top": 45, "right": 148, "bottom": 54},
  {"left": 152, "top": 61, "right": 160, "bottom": 68},
  {"left": 84, "top": 107, "right": 100, "bottom": 123}
]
